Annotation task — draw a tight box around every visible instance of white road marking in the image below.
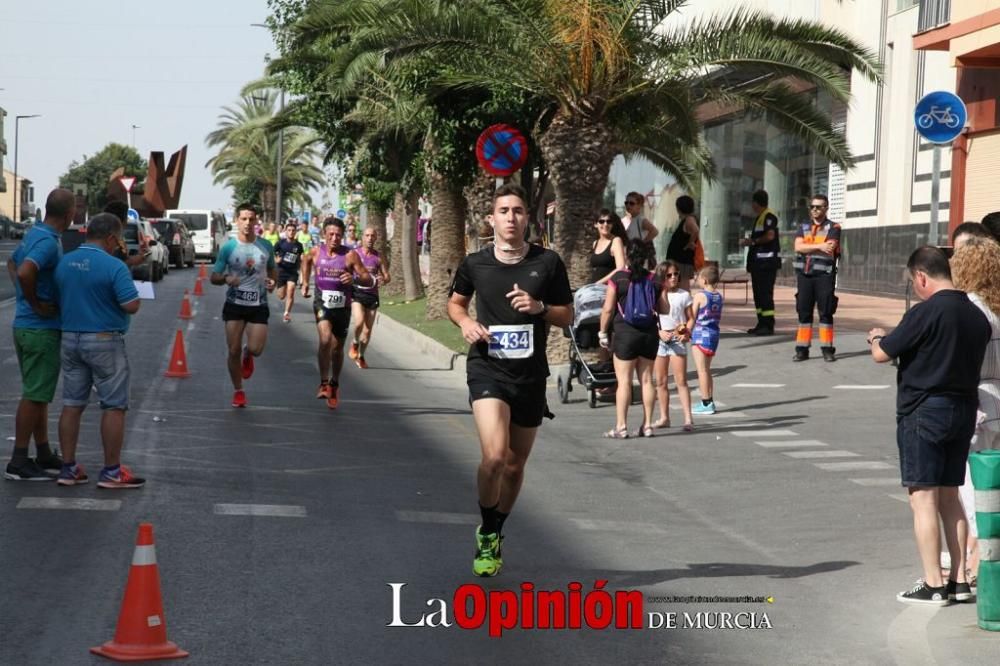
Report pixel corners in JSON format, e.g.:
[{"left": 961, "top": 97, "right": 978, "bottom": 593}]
[
  {"left": 571, "top": 518, "right": 668, "bottom": 534},
  {"left": 17, "top": 497, "right": 121, "bottom": 511},
  {"left": 850, "top": 478, "right": 900, "bottom": 487},
  {"left": 887, "top": 604, "right": 941, "bottom": 666},
  {"left": 814, "top": 461, "right": 895, "bottom": 471},
  {"left": 696, "top": 411, "right": 747, "bottom": 419},
  {"left": 782, "top": 450, "right": 861, "bottom": 459},
  {"left": 731, "top": 383, "right": 785, "bottom": 388},
  {"left": 730, "top": 428, "right": 799, "bottom": 437},
  {"left": 395, "top": 510, "right": 478, "bottom": 525},
  {"left": 755, "top": 439, "right": 827, "bottom": 448},
  {"left": 887, "top": 494, "right": 910, "bottom": 503},
  {"left": 833, "top": 385, "right": 890, "bottom": 390},
  {"left": 213, "top": 503, "right": 307, "bottom": 517}
]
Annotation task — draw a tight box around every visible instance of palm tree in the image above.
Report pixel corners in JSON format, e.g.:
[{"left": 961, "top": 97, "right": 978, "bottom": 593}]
[
  {"left": 314, "top": 0, "right": 881, "bottom": 284},
  {"left": 205, "top": 90, "right": 326, "bottom": 222}
]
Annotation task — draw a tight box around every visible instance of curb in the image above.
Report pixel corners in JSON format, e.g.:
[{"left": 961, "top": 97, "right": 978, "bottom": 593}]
[{"left": 377, "top": 310, "right": 467, "bottom": 374}]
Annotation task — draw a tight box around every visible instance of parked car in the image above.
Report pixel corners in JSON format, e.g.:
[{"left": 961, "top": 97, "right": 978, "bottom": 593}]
[
  {"left": 124, "top": 220, "right": 159, "bottom": 281},
  {"left": 138, "top": 219, "right": 169, "bottom": 279},
  {"left": 8, "top": 221, "right": 29, "bottom": 239},
  {"left": 163, "top": 209, "right": 228, "bottom": 261},
  {"left": 149, "top": 218, "right": 196, "bottom": 268},
  {"left": 61, "top": 224, "right": 87, "bottom": 253}
]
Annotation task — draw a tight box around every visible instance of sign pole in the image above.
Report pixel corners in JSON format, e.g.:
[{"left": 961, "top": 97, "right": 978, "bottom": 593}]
[
  {"left": 126, "top": 191, "right": 132, "bottom": 211},
  {"left": 929, "top": 145, "right": 942, "bottom": 247}
]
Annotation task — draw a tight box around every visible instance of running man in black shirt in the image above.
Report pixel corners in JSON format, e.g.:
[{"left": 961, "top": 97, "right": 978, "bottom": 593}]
[
  {"left": 274, "top": 221, "right": 305, "bottom": 322},
  {"left": 448, "top": 183, "right": 573, "bottom": 577},
  {"left": 869, "top": 246, "right": 990, "bottom": 605}
]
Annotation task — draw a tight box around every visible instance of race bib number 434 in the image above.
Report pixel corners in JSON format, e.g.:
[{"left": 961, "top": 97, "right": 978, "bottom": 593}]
[{"left": 488, "top": 324, "right": 534, "bottom": 359}]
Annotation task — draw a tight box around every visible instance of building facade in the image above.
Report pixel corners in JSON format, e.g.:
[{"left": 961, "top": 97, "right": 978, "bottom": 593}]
[
  {"left": 608, "top": 0, "right": 978, "bottom": 295},
  {"left": 0, "top": 169, "right": 34, "bottom": 222}
]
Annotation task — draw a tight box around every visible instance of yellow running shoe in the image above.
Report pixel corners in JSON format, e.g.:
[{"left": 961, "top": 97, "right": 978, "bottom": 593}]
[{"left": 473, "top": 526, "right": 503, "bottom": 577}]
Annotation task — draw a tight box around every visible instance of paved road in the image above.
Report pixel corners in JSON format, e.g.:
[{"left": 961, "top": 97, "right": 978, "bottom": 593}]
[{"left": 0, "top": 269, "right": 996, "bottom": 664}]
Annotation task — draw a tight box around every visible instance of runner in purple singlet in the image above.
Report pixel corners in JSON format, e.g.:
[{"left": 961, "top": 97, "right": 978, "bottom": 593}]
[
  {"left": 349, "top": 227, "right": 390, "bottom": 369},
  {"left": 300, "top": 217, "right": 372, "bottom": 409}
]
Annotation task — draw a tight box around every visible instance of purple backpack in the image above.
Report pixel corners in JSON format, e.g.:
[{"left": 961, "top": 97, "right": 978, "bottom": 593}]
[{"left": 619, "top": 274, "right": 657, "bottom": 327}]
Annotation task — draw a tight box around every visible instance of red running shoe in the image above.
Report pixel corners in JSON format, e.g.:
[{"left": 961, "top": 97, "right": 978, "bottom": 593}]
[
  {"left": 232, "top": 389, "right": 247, "bottom": 408},
  {"left": 316, "top": 382, "right": 333, "bottom": 399},
  {"left": 97, "top": 465, "right": 145, "bottom": 489},
  {"left": 326, "top": 385, "right": 339, "bottom": 410},
  {"left": 356, "top": 356, "right": 368, "bottom": 370},
  {"left": 241, "top": 345, "right": 255, "bottom": 380},
  {"left": 349, "top": 342, "right": 359, "bottom": 360}
]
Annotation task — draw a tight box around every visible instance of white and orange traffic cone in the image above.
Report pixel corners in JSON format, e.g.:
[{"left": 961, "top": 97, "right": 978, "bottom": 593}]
[
  {"left": 178, "top": 290, "right": 193, "bottom": 320},
  {"left": 90, "top": 523, "right": 188, "bottom": 661},
  {"left": 164, "top": 331, "right": 191, "bottom": 378}
]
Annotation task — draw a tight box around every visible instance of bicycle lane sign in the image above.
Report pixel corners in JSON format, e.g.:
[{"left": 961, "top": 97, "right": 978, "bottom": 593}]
[{"left": 914, "top": 90, "right": 967, "bottom": 144}]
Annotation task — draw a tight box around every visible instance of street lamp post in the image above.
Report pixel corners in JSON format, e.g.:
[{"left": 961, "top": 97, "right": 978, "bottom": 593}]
[
  {"left": 132, "top": 124, "right": 141, "bottom": 149},
  {"left": 251, "top": 22, "right": 285, "bottom": 225},
  {"left": 14, "top": 114, "right": 41, "bottom": 223}
]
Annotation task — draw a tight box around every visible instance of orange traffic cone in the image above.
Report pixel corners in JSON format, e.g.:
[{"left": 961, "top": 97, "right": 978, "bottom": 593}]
[
  {"left": 197, "top": 263, "right": 207, "bottom": 279},
  {"left": 192, "top": 278, "right": 204, "bottom": 297},
  {"left": 90, "top": 523, "right": 189, "bottom": 662},
  {"left": 178, "top": 291, "right": 192, "bottom": 320},
  {"left": 164, "top": 331, "right": 191, "bottom": 378}
]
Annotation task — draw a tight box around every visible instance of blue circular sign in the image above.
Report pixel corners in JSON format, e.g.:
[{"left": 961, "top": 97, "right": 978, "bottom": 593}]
[
  {"left": 336, "top": 209, "right": 347, "bottom": 219},
  {"left": 914, "top": 91, "right": 967, "bottom": 144},
  {"left": 126, "top": 208, "right": 140, "bottom": 221}
]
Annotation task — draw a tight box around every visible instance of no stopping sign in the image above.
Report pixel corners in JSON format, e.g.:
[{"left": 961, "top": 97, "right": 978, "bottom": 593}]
[{"left": 475, "top": 124, "right": 528, "bottom": 177}]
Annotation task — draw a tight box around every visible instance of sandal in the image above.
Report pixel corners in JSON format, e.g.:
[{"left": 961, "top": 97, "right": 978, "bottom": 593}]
[
  {"left": 603, "top": 427, "right": 629, "bottom": 439},
  {"left": 651, "top": 418, "right": 670, "bottom": 429},
  {"left": 633, "top": 426, "right": 654, "bottom": 438},
  {"left": 682, "top": 424, "right": 694, "bottom": 433}
]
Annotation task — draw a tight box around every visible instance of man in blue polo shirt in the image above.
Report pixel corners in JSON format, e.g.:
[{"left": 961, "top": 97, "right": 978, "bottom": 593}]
[
  {"left": 53, "top": 213, "right": 145, "bottom": 489},
  {"left": 5, "top": 188, "right": 76, "bottom": 482}
]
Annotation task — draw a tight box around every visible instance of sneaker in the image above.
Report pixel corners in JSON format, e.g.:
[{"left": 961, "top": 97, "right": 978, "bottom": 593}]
[
  {"left": 896, "top": 580, "right": 949, "bottom": 606},
  {"left": 356, "top": 356, "right": 368, "bottom": 370},
  {"left": 4, "top": 459, "right": 53, "bottom": 482},
  {"left": 349, "top": 343, "right": 359, "bottom": 360},
  {"left": 316, "top": 381, "right": 333, "bottom": 399},
  {"left": 241, "top": 345, "right": 255, "bottom": 380},
  {"left": 57, "top": 463, "right": 88, "bottom": 486},
  {"left": 793, "top": 349, "right": 810, "bottom": 362},
  {"left": 35, "top": 450, "right": 64, "bottom": 477},
  {"left": 946, "top": 579, "right": 973, "bottom": 602},
  {"left": 473, "top": 526, "right": 503, "bottom": 577},
  {"left": 692, "top": 401, "right": 716, "bottom": 415},
  {"left": 97, "top": 465, "right": 146, "bottom": 489},
  {"left": 232, "top": 389, "right": 247, "bottom": 408},
  {"left": 822, "top": 347, "right": 837, "bottom": 362},
  {"left": 326, "top": 385, "right": 339, "bottom": 410},
  {"left": 283, "top": 312, "right": 291, "bottom": 323}
]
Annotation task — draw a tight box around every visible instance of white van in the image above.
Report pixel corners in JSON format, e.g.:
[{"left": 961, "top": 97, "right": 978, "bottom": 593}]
[{"left": 164, "top": 209, "right": 228, "bottom": 260}]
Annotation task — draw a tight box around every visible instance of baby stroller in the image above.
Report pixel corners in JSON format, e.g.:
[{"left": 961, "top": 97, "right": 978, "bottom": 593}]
[{"left": 557, "top": 283, "right": 617, "bottom": 408}]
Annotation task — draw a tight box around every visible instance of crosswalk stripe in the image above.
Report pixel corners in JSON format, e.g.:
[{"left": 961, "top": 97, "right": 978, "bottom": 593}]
[
  {"left": 755, "top": 439, "right": 827, "bottom": 448},
  {"left": 782, "top": 450, "right": 861, "bottom": 459},
  {"left": 17, "top": 497, "right": 121, "bottom": 511},
  {"left": 570, "top": 518, "right": 668, "bottom": 534},
  {"left": 395, "top": 510, "right": 478, "bottom": 525},
  {"left": 698, "top": 411, "right": 747, "bottom": 419},
  {"left": 850, "top": 478, "right": 900, "bottom": 487},
  {"left": 833, "top": 385, "right": 890, "bottom": 390},
  {"left": 213, "top": 503, "right": 307, "bottom": 517},
  {"left": 731, "top": 383, "right": 785, "bottom": 388},
  {"left": 814, "top": 461, "right": 895, "bottom": 471},
  {"left": 730, "top": 429, "right": 799, "bottom": 437}
]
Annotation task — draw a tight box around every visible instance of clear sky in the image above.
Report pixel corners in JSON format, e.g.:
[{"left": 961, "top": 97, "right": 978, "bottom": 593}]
[{"left": 1, "top": 0, "right": 328, "bottom": 215}]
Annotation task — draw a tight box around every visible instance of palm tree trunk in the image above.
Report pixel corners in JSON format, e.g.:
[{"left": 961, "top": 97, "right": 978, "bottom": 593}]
[
  {"left": 367, "top": 204, "right": 388, "bottom": 259},
  {"left": 537, "top": 112, "right": 616, "bottom": 287},
  {"left": 425, "top": 167, "right": 467, "bottom": 320},
  {"left": 401, "top": 190, "right": 424, "bottom": 301},
  {"left": 385, "top": 192, "right": 407, "bottom": 297},
  {"left": 260, "top": 184, "right": 277, "bottom": 225},
  {"left": 464, "top": 168, "right": 495, "bottom": 254}
]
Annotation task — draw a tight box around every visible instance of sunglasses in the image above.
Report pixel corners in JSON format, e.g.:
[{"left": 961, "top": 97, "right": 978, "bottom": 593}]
[
  {"left": 597, "top": 218, "right": 611, "bottom": 224},
  {"left": 809, "top": 205, "right": 827, "bottom": 210},
  {"left": 665, "top": 272, "right": 680, "bottom": 278}
]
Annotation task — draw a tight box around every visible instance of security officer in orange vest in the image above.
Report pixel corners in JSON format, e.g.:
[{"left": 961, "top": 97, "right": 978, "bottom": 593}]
[
  {"left": 793, "top": 194, "right": 841, "bottom": 362},
  {"left": 741, "top": 189, "right": 781, "bottom": 335}
]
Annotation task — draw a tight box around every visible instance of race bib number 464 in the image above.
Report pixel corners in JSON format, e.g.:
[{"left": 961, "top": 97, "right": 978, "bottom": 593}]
[
  {"left": 234, "top": 288, "right": 260, "bottom": 307},
  {"left": 488, "top": 324, "right": 534, "bottom": 359}
]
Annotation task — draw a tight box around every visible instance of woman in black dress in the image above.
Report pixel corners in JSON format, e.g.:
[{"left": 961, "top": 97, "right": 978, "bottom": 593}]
[
  {"left": 590, "top": 209, "right": 627, "bottom": 285},
  {"left": 666, "top": 195, "right": 701, "bottom": 290},
  {"left": 598, "top": 239, "right": 663, "bottom": 438}
]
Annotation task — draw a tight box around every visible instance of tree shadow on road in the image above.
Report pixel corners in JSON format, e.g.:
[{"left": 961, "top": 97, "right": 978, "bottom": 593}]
[
  {"left": 734, "top": 396, "right": 825, "bottom": 411},
  {"left": 600, "top": 560, "right": 861, "bottom": 587}
]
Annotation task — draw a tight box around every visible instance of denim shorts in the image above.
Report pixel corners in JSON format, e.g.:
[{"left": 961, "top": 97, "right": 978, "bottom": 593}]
[
  {"left": 896, "top": 395, "right": 977, "bottom": 487},
  {"left": 657, "top": 339, "right": 687, "bottom": 357},
  {"left": 61, "top": 332, "right": 130, "bottom": 410}
]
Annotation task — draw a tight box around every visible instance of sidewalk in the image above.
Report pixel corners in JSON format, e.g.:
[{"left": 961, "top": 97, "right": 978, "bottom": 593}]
[{"left": 721, "top": 283, "right": 907, "bottom": 334}]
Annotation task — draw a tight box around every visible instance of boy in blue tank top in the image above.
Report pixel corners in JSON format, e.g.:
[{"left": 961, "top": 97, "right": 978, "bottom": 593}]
[{"left": 691, "top": 265, "right": 724, "bottom": 415}]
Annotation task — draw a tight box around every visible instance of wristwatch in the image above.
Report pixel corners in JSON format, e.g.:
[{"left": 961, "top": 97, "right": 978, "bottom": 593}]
[{"left": 539, "top": 301, "right": 551, "bottom": 316}]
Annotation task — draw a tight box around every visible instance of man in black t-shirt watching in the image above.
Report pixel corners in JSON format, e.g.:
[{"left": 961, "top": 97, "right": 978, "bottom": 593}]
[
  {"left": 868, "top": 246, "right": 990, "bottom": 606},
  {"left": 448, "top": 183, "right": 573, "bottom": 577},
  {"left": 274, "top": 221, "right": 304, "bottom": 322}
]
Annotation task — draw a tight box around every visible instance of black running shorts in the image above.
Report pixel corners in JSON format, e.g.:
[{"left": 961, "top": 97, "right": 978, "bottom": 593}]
[
  {"left": 353, "top": 290, "right": 379, "bottom": 310},
  {"left": 313, "top": 297, "right": 351, "bottom": 340},
  {"left": 468, "top": 375, "right": 548, "bottom": 428},
  {"left": 277, "top": 267, "right": 299, "bottom": 286},
  {"left": 222, "top": 302, "right": 270, "bottom": 325}
]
